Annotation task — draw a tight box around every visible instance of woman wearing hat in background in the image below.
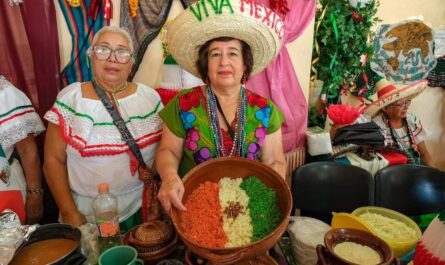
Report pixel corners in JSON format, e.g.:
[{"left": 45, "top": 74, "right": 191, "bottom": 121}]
[
  {"left": 43, "top": 26, "right": 163, "bottom": 227},
  {"left": 156, "top": 0, "right": 286, "bottom": 212},
  {"left": 365, "top": 79, "right": 433, "bottom": 167}
]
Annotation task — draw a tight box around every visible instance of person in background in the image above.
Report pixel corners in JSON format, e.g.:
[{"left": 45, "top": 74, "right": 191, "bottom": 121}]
[
  {"left": 43, "top": 26, "right": 163, "bottom": 228},
  {"left": 156, "top": 0, "right": 286, "bottom": 213},
  {"left": 0, "top": 76, "right": 45, "bottom": 224},
  {"left": 366, "top": 78, "right": 433, "bottom": 166}
]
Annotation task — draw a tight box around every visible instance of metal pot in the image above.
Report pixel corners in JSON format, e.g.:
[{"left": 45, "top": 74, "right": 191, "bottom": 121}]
[{"left": 13, "top": 223, "right": 85, "bottom": 265}]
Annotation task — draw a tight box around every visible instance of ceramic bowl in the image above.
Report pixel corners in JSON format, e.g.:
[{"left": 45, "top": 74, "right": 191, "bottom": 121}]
[
  {"left": 171, "top": 157, "right": 292, "bottom": 265},
  {"left": 324, "top": 228, "right": 394, "bottom": 265}
]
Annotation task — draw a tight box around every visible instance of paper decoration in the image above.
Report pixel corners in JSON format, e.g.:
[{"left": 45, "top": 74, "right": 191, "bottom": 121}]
[
  {"left": 326, "top": 104, "right": 362, "bottom": 125},
  {"left": 67, "top": 0, "right": 81, "bottom": 7},
  {"left": 371, "top": 19, "right": 437, "bottom": 82},
  {"left": 348, "top": 0, "right": 372, "bottom": 9}
]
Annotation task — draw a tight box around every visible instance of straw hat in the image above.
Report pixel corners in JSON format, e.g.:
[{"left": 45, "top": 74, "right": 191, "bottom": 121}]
[
  {"left": 363, "top": 79, "right": 427, "bottom": 117},
  {"left": 166, "top": 0, "right": 284, "bottom": 78}
]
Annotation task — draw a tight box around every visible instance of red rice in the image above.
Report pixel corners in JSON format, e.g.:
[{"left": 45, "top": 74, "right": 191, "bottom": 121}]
[{"left": 181, "top": 181, "right": 227, "bottom": 248}]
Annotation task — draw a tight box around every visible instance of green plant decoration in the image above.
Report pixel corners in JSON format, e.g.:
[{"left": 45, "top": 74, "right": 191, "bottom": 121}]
[{"left": 309, "top": 0, "right": 380, "bottom": 127}]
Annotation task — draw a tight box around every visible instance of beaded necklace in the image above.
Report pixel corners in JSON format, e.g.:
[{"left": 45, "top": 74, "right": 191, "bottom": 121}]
[
  {"left": 206, "top": 85, "right": 246, "bottom": 157},
  {"left": 383, "top": 113, "right": 421, "bottom": 164}
]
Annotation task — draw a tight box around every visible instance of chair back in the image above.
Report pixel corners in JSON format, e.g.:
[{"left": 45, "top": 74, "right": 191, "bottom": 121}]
[
  {"left": 374, "top": 164, "right": 445, "bottom": 215},
  {"left": 291, "top": 162, "right": 374, "bottom": 222}
]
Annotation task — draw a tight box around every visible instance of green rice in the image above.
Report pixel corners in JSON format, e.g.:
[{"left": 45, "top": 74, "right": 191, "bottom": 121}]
[{"left": 240, "top": 176, "right": 282, "bottom": 241}]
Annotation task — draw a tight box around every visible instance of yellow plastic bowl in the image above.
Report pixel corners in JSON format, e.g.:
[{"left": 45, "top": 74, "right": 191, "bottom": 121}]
[
  {"left": 331, "top": 212, "right": 375, "bottom": 234},
  {"left": 351, "top": 206, "right": 422, "bottom": 257}
]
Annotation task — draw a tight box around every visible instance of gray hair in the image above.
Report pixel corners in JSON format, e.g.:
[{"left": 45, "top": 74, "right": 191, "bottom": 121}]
[{"left": 87, "top": 26, "right": 134, "bottom": 55}]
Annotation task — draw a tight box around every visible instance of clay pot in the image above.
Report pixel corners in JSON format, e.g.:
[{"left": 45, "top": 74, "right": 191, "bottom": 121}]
[
  {"left": 317, "top": 228, "right": 399, "bottom": 265},
  {"left": 171, "top": 157, "right": 292, "bottom": 265},
  {"left": 123, "top": 220, "right": 178, "bottom": 264}
]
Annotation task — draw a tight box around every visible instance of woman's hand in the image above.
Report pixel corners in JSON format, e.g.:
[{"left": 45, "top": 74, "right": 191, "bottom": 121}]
[
  {"left": 156, "top": 124, "right": 187, "bottom": 213},
  {"left": 158, "top": 175, "right": 187, "bottom": 213},
  {"left": 61, "top": 210, "right": 87, "bottom": 227},
  {"left": 25, "top": 193, "right": 43, "bottom": 224}
]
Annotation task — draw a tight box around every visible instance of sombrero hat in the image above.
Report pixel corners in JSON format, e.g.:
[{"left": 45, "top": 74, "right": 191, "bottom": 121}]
[
  {"left": 363, "top": 79, "right": 427, "bottom": 117},
  {"left": 166, "top": 0, "right": 284, "bottom": 78}
]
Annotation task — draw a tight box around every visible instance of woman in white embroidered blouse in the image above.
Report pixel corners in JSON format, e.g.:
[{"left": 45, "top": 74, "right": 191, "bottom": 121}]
[
  {"left": 43, "top": 26, "right": 163, "bottom": 228},
  {"left": 0, "top": 76, "right": 45, "bottom": 224}
]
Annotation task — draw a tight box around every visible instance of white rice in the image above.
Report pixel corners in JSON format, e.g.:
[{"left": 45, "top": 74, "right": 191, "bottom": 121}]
[{"left": 219, "top": 177, "right": 253, "bottom": 247}]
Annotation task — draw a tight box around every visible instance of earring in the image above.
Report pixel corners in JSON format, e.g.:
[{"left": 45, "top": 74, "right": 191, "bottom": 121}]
[
  {"left": 242, "top": 74, "right": 247, "bottom": 85},
  {"left": 205, "top": 75, "right": 210, "bottom": 84}
]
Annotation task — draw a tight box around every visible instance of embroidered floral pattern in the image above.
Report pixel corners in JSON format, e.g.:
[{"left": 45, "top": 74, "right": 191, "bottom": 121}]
[
  {"left": 178, "top": 88, "right": 274, "bottom": 165},
  {"left": 185, "top": 128, "right": 200, "bottom": 151},
  {"left": 193, "top": 147, "right": 211, "bottom": 163},
  {"left": 255, "top": 106, "right": 271, "bottom": 127},
  {"left": 248, "top": 93, "right": 268, "bottom": 108},
  {"left": 179, "top": 90, "right": 200, "bottom": 111},
  {"left": 180, "top": 111, "right": 196, "bottom": 130}
]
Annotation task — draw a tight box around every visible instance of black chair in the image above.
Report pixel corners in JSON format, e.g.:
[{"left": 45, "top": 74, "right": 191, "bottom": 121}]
[
  {"left": 374, "top": 164, "right": 445, "bottom": 215},
  {"left": 291, "top": 162, "right": 374, "bottom": 223}
]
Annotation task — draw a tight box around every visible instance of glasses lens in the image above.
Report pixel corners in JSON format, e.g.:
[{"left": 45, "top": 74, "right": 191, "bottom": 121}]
[
  {"left": 392, "top": 100, "right": 411, "bottom": 108},
  {"left": 93, "top": 46, "right": 111, "bottom": 60},
  {"left": 115, "top": 49, "right": 132, "bottom": 63}
]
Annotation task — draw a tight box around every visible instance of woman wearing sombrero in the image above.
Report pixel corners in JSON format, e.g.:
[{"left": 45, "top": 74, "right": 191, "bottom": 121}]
[
  {"left": 364, "top": 79, "right": 433, "bottom": 166},
  {"left": 156, "top": 0, "right": 286, "bottom": 212}
]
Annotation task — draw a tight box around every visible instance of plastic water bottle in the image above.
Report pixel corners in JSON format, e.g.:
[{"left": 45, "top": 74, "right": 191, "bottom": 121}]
[{"left": 93, "top": 183, "right": 121, "bottom": 253}]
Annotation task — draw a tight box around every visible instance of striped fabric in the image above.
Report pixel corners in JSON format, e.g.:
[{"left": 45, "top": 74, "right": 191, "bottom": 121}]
[{"left": 58, "top": 0, "right": 108, "bottom": 86}]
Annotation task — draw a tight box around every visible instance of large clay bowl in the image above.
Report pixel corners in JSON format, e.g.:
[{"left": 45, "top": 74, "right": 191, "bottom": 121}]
[{"left": 171, "top": 157, "right": 292, "bottom": 265}]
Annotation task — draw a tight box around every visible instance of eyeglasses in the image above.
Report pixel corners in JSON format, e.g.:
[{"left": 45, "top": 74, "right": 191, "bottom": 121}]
[
  {"left": 92, "top": 45, "right": 133, "bottom": 64},
  {"left": 390, "top": 100, "right": 411, "bottom": 109}
]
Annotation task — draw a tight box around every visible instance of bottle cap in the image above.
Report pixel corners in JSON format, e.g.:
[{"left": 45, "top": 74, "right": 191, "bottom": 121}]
[{"left": 98, "top": 183, "right": 109, "bottom": 192}]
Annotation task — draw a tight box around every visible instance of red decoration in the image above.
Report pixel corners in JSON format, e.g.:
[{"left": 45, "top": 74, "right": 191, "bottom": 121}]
[
  {"left": 270, "top": 0, "right": 289, "bottom": 18},
  {"left": 352, "top": 11, "right": 365, "bottom": 22},
  {"left": 103, "top": 0, "right": 113, "bottom": 22},
  {"left": 326, "top": 104, "right": 361, "bottom": 125},
  {"left": 128, "top": 150, "right": 139, "bottom": 176}
]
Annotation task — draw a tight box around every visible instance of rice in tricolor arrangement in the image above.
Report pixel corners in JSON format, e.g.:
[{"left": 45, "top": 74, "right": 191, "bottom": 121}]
[{"left": 181, "top": 176, "right": 282, "bottom": 248}]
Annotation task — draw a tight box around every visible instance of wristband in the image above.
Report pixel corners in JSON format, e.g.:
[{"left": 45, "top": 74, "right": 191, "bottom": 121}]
[{"left": 26, "top": 187, "right": 44, "bottom": 194}]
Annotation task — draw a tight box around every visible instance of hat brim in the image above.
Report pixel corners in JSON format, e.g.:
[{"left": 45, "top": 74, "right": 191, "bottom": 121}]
[
  {"left": 364, "top": 79, "right": 427, "bottom": 117},
  {"left": 167, "top": 1, "right": 283, "bottom": 78}
]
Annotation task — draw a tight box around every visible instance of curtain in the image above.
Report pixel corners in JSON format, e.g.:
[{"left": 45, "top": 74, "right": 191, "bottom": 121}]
[
  {"left": 0, "top": 0, "right": 61, "bottom": 118},
  {"left": 246, "top": 0, "right": 316, "bottom": 152}
]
